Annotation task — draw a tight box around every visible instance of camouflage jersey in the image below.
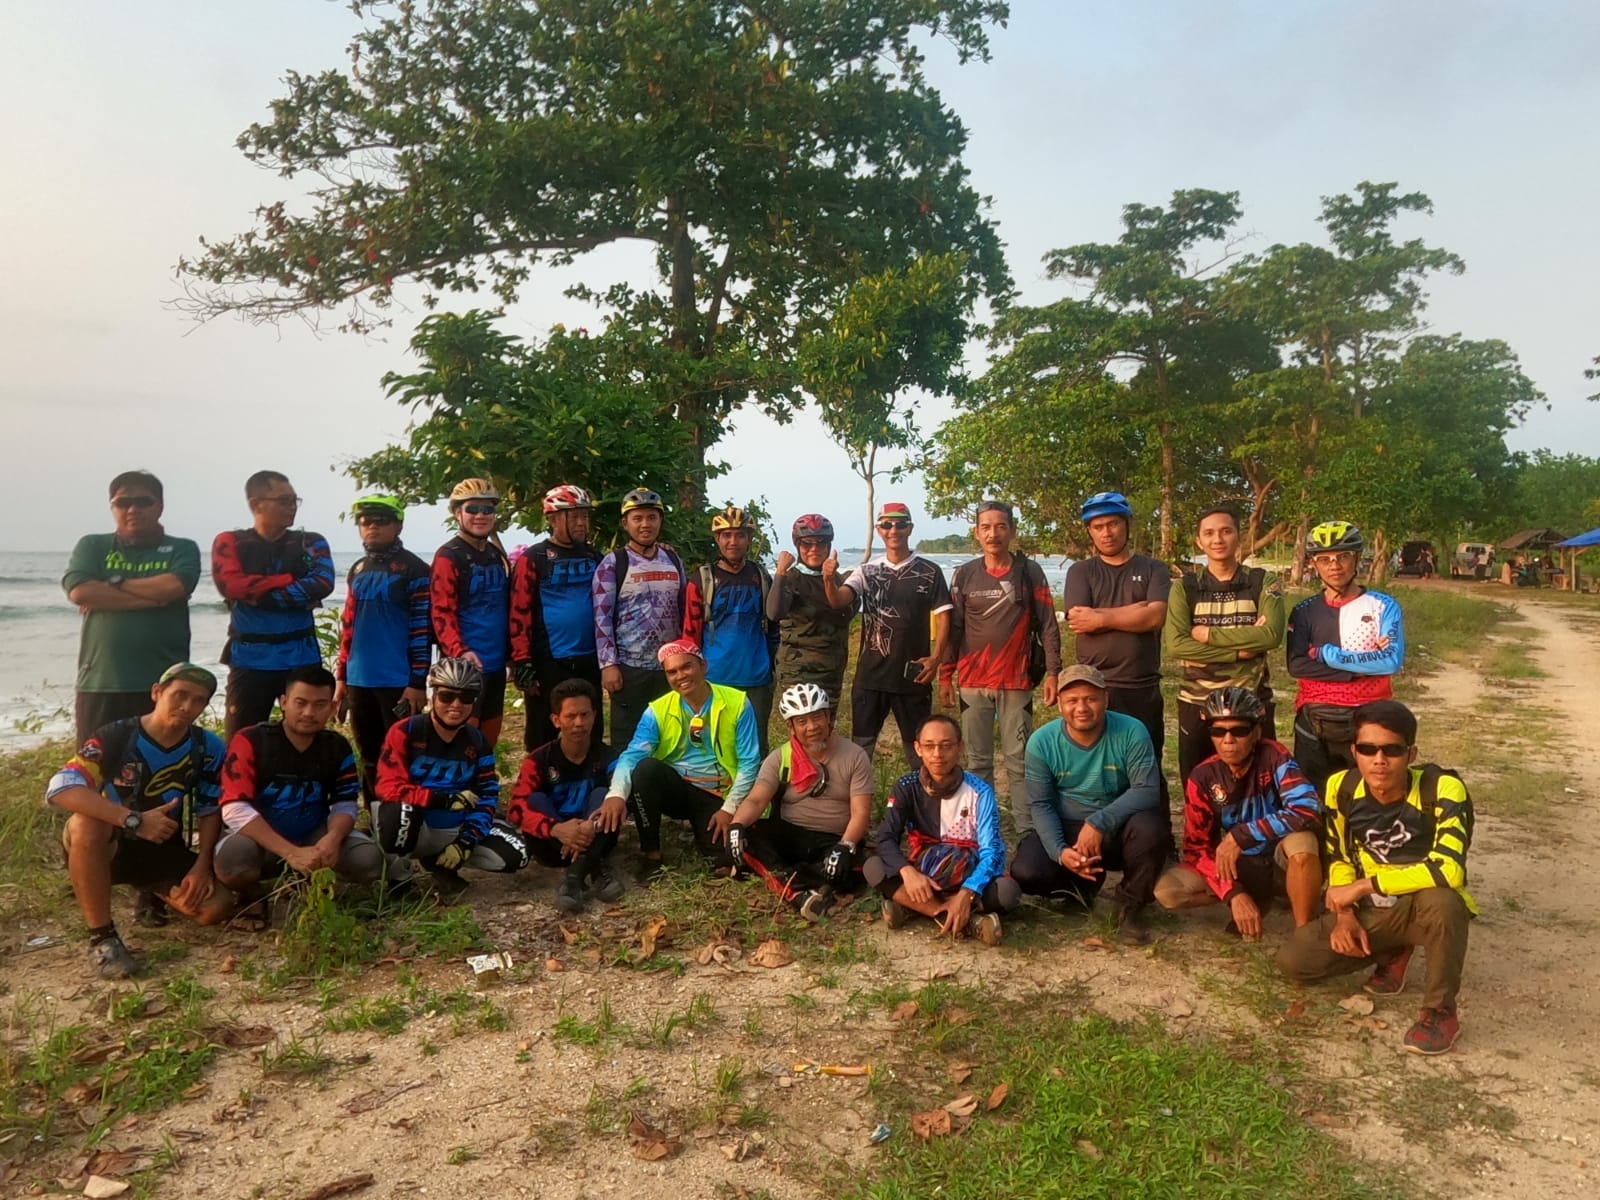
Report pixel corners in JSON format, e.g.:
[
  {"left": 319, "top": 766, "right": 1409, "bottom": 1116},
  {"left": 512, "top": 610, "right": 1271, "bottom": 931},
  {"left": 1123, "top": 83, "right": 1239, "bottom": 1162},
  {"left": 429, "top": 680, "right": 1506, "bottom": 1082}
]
[{"left": 766, "top": 566, "right": 855, "bottom": 699}]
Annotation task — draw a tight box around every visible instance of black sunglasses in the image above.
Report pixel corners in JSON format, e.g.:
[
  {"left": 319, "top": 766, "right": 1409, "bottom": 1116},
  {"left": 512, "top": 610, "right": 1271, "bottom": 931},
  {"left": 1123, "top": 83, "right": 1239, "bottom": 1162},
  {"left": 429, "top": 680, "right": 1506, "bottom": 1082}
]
[
  {"left": 1208, "top": 724, "right": 1256, "bottom": 740},
  {"left": 877, "top": 520, "right": 911, "bottom": 531},
  {"left": 112, "top": 496, "right": 157, "bottom": 510},
  {"left": 1353, "top": 741, "right": 1408, "bottom": 759},
  {"left": 434, "top": 688, "right": 480, "bottom": 707},
  {"left": 462, "top": 503, "right": 498, "bottom": 516}
]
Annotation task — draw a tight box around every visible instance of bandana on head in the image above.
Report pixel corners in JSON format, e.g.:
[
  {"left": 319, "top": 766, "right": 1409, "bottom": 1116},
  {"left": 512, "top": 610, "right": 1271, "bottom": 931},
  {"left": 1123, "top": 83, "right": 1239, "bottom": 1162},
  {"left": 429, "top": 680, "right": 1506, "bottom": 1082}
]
[{"left": 656, "top": 638, "right": 705, "bottom": 666}]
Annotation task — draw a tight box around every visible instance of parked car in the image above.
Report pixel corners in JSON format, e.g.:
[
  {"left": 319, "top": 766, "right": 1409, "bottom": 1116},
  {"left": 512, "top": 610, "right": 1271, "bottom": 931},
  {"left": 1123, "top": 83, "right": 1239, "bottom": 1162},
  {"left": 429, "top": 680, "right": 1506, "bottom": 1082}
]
[
  {"left": 1451, "top": 542, "right": 1494, "bottom": 580},
  {"left": 1394, "top": 541, "right": 1437, "bottom": 578}
]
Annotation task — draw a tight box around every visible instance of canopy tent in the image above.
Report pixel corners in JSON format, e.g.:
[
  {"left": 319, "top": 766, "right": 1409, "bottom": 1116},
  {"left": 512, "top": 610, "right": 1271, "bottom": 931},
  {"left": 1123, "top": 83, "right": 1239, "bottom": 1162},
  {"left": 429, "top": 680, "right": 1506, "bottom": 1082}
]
[
  {"left": 1499, "top": 528, "right": 1568, "bottom": 551},
  {"left": 1545, "top": 528, "right": 1600, "bottom": 592},
  {"left": 1555, "top": 528, "right": 1600, "bottom": 549}
]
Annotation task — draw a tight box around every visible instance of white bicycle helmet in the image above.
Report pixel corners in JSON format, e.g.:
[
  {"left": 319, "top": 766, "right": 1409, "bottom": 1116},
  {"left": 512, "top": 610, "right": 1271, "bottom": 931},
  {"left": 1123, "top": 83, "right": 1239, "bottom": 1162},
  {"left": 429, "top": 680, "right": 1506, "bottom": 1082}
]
[
  {"left": 428, "top": 656, "right": 484, "bottom": 692},
  {"left": 779, "top": 682, "right": 831, "bottom": 719}
]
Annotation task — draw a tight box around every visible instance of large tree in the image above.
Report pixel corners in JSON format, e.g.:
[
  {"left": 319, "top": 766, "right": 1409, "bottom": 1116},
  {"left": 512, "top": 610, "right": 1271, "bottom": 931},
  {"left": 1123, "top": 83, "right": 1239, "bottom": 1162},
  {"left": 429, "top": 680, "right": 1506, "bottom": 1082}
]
[{"left": 177, "top": 0, "right": 1011, "bottom": 516}]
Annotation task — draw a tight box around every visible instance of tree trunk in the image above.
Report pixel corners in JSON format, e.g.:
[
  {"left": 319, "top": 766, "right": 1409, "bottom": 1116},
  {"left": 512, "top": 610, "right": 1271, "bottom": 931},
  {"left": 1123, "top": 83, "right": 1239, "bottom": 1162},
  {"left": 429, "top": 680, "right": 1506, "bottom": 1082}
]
[
  {"left": 1158, "top": 421, "right": 1175, "bottom": 561},
  {"left": 1292, "top": 510, "right": 1311, "bottom": 586},
  {"left": 665, "top": 194, "right": 707, "bottom": 516},
  {"left": 860, "top": 444, "right": 878, "bottom": 564},
  {"left": 1368, "top": 528, "right": 1389, "bottom": 584}
]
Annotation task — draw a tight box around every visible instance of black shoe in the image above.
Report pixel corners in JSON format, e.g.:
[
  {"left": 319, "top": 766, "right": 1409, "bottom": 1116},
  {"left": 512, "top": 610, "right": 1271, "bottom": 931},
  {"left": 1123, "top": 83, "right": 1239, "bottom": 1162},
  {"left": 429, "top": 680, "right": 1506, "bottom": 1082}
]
[
  {"left": 90, "top": 934, "right": 140, "bottom": 980},
  {"left": 556, "top": 875, "right": 586, "bottom": 915},
  {"left": 427, "top": 865, "right": 470, "bottom": 898},
  {"left": 588, "top": 861, "right": 625, "bottom": 903},
  {"left": 633, "top": 857, "right": 665, "bottom": 887},
  {"left": 134, "top": 890, "right": 170, "bottom": 927},
  {"left": 798, "top": 888, "right": 835, "bottom": 923},
  {"left": 1116, "top": 904, "right": 1152, "bottom": 946}
]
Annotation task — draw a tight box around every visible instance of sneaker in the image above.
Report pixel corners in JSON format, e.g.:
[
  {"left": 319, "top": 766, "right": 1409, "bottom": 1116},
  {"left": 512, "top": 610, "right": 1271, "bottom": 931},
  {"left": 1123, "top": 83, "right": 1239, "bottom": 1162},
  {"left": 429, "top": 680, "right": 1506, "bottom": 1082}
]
[
  {"left": 966, "top": 911, "right": 1003, "bottom": 947},
  {"left": 1403, "top": 1005, "right": 1460, "bottom": 1055},
  {"left": 1116, "top": 904, "right": 1152, "bottom": 946},
  {"left": 633, "top": 856, "right": 665, "bottom": 887},
  {"left": 426, "top": 864, "right": 470, "bottom": 898},
  {"left": 89, "top": 934, "right": 140, "bottom": 980},
  {"left": 555, "top": 875, "right": 586, "bottom": 915},
  {"left": 133, "top": 890, "right": 170, "bottom": 927},
  {"left": 880, "top": 898, "right": 911, "bottom": 929},
  {"left": 799, "top": 888, "right": 835, "bottom": 923},
  {"left": 588, "top": 861, "right": 625, "bottom": 904},
  {"left": 1364, "top": 947, "right": 1414, "bottom": 996}
]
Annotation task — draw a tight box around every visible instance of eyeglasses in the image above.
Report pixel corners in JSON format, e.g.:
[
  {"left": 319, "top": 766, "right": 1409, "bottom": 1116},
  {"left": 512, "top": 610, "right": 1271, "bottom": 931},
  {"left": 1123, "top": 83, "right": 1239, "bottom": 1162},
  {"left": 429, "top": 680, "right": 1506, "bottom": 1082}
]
[
  {"left": 434, "top": 688, "right": 479, "bottom": 707},
  {"left": 111, "top": 496, "right": 157, "bottom": 510},
  {"left": 877, "top": 520, "right": 911, "bottom": 531},
  {"left": 796, "top": 538, "right": 831, "bottom": 550},
  {"left": 1311, "top": 552, "right": 1356, "bottom": 566},
  {"left": 355, "top": 514, "right": 398, "bottom": 527},
  {"left": 1353, "top": 741, "right": 1408, "bottom": 759},
  {"left": 1208, "top": 724, "right": 1256, "bottom": 740},
  {"left": 799, "top": 761, "right": 831, "bottom": 799},
  {"left": 262, "top": 494, "right": 301, "bottom": 508},
  {"left": 461, "top": 503, "right": 498, "bottom": 516}
]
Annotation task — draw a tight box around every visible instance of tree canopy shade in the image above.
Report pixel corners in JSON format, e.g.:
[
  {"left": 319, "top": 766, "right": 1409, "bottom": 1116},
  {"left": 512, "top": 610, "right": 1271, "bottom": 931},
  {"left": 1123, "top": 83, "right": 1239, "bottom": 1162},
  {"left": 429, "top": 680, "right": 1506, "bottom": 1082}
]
[{"left": 177, "top": 0, "right": 1012, "bottom": 513}]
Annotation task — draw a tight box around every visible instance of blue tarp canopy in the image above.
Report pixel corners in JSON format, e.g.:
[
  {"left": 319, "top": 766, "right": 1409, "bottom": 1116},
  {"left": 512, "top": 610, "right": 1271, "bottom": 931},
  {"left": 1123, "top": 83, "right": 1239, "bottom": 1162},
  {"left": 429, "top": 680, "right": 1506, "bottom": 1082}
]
[{"left": 1555, "top": 528, "right": 1600, "bottom": 548}]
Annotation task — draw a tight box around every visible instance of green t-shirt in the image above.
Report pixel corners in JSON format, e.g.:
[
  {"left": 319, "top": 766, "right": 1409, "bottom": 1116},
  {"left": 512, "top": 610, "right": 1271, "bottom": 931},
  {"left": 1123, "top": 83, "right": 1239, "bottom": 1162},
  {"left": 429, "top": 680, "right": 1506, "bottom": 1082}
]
[{"left": 62, "top": 532, "right": 201, "bottom": 693}]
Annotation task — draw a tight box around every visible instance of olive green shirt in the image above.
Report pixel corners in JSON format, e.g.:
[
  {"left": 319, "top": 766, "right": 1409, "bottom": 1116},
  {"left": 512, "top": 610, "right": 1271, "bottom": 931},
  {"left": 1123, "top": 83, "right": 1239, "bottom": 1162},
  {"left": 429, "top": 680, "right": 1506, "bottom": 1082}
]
[{"left": 63, "top": 532, "right": 201, "bottom": 692}]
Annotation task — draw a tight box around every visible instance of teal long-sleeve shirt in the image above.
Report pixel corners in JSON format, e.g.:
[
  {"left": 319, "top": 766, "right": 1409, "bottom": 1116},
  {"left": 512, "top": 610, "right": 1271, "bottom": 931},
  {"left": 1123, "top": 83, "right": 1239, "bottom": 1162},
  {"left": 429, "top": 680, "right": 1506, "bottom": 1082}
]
[{"left": 1025, "top": 712, "right": 1161, "bottom": 858}]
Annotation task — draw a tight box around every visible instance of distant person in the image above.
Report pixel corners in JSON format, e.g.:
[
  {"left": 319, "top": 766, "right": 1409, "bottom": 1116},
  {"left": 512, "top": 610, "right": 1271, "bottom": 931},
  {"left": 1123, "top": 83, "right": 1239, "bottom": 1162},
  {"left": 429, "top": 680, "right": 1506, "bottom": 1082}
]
[
  {"left": 768, "top": 513, "right": 855, "bottom": 710},
  {"left": 863, "top": 714, "right": 1019, "bottom": 946},
  {"left": 47, "top": 663, "right": 234, "bottom": 979},
  {"left": 684, "top": 506, "right": 779, "bottom": 755},
  {"left": 506, "top": 677, "right": 624, "bottom": 914},
  {"left": 1153, "top": 689, "right": 1322, "bottom": 939},
  {"left": 431, "top": 478, "right": 512, "bottom": 747},
  {"left": 333, "top": 495, "right": 431, "bottom": 800},
  {"left": 605, "top": 640, "right": 760, "bottom": 882},
  {"left": 1163, "top": 505, "right": 1285, "bottom": 785},
  {"left": 1277, "top": 701, "right": 1474, "bottom": 1055},
  {"left": 823, "top": 501, "right": 952, "bottom": 769},
  {"left": 212, "top": 471, "right": 335, "bottom": 740},
  {"left": 373, "top": 657, "right": 530, "bottom": 895},
  {"left": 1062, "top": 492, "right": 1172, "bottom": 805},
  {"left": 509, "top": 485, "right": 603, "bottom": 751},
  {"left": 64, "top": 471, "right": 202, "bottom": 742},
  {"left": 214, "top": 665, "right": 384, "bottom": 917},
  {"left": 939, "top": 501, "right": 1061, "bottom": 835},
  {"left": 592, "top": 487, "right": 687, "bottom": 751},
  {"left": 1012, "top": 665, "right": 1166, "bottom": 945},
  {"left": 1286, "top": 522, "right": 1405, "bottom": 792}
]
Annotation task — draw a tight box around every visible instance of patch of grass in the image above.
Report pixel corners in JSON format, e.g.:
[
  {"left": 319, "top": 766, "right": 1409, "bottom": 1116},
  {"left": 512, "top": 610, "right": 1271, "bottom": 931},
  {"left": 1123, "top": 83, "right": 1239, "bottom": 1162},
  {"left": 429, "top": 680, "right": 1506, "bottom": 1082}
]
[
  {"left": 445, "top": 1145, "right": 478, "bottom": 1166},
  {"left": 553, "top": 996, "right": 626, "bottom": 1046},
  {"left": 325, "top": 995, "right": 412, "bottom": 1036},
  {"left": 714, "top": 1058, "right": 747, "bottom": 1100},
  {"left": 844, "top": 997, "right": 1407, "bottom": 1200},
  {"left": 1387, "top": 585, "right": 1513, "bottom": 672},
  {"left": 787, "top": 992, "right": 820, "bottom": 1011},
  {"left": 638, "top": 991, "right": 716, "bottom": 1047},
  {"left": 260, "top": 1033, "right": 338, "bottom": 1080},
  {"left": 0, "top": 738, "right": 74, "bottom": 925}
]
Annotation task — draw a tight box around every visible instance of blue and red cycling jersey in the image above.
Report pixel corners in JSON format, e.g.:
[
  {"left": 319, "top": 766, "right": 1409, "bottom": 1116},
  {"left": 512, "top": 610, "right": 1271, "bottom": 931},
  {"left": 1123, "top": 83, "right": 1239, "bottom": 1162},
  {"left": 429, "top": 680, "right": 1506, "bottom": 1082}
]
[
  {"left": 337, "top": 544, "right": 432, "bottom": 690},
  {"left": 374, "top": 714, "right": 498, "bottom": 844},
  {"left": 212, "top": 528, "right": 335, "bottom": 671},
  {"left": 1182, "top": 739, "right": 1321, "bottom": 901},
  {"left": 431, "top": 536, "right": 510, "bottom": 673}
]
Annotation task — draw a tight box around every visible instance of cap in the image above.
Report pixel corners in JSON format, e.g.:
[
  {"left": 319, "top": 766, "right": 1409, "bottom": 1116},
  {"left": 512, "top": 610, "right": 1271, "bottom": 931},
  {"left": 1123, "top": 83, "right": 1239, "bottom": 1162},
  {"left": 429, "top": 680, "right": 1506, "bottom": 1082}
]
[
  {"left": 157, "top": 662, "right": 219, "bottom": 696},
  {"left": 876, "top": 502, "right": 913, "bottom": 523},
  {"left": 656, "top": 638, "right": 706, "bottom": 666},
  {"left": 1057, "top": 664, "right": 1107, "bottom": 690}
]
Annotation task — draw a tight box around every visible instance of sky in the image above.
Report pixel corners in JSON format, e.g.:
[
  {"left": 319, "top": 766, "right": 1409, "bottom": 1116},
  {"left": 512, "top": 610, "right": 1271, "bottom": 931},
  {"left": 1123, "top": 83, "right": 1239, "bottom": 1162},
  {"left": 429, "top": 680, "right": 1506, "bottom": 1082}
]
[{"left": 3, "top": 1, "right": 1597, "bottom": 554}]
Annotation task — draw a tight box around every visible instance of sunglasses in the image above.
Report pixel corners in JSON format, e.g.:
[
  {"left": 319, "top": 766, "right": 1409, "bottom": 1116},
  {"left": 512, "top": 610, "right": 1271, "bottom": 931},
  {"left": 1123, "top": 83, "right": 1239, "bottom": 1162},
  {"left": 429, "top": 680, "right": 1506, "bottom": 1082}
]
[
  {"left": 263, "top": 494, "right": 301, "bottom": 507},
  {"left": 462, "top": 503, "right": 498, "bottom": 516},
  {"left": 1353, "top": 741, "right": 1408, "bottom": 759},
  {"left": 434, "top": 688, "right": 480, "bottom": 707},
  {"left": 800, "top": 760, "right": 831, "bottom": 799},
  {"left": 877, "top": 520, "right": 911, "bottom": 531},
  {"left": 1208, "top": 724, "right": 1256, "bottom": 740},
  {"left": 355, "top": 514, "right": 398, "bottom": 526},
  {"left": 112, "top": 496, "right": 157, "bottom": 510},
  {"left": 796, "top": 537, "right": 831, "bottom": 550}
]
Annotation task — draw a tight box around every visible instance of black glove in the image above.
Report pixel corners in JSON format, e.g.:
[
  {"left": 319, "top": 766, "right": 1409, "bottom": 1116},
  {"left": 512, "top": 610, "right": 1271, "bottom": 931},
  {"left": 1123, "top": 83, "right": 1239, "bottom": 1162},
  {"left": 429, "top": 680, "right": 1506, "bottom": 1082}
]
[
  {"left": 727, "top": 822, "right": 750, "bottom": 870},
  {"left": 512, "top": 660, "right": 539, "bottom": 694},
  {"left": 821, "top": 842, "right": 853, "bottom": 886}
]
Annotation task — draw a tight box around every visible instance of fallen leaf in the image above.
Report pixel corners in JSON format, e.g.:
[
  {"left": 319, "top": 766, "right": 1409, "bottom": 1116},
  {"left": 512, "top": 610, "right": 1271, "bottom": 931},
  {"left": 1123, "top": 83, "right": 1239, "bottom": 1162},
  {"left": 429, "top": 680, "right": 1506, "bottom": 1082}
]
[
  {"left": 339, "top": 1080, "right": 424, "bottom": 1116},
  {"left": 1283, "top": 1000, "right": 1307, "bottom": 1019},
  {"left": 543, "top": 958, "right": 565, "bottom": 973},
  {"left": 1081, "top": 936, "right": 1109, "bottom": 951},
  {"left": 208, "top": 1024, "right": 275, "bottom": 1048},
  {"left": 627, "top": 1112, "right": 682, "bottom": 1161},
  {"left": 947, "top": 1062, "right": 973, "bottom": 1085},
  {"left": 986, "top": 1082, "right": 1009, "bottom": 1111},
  {"left": 924, "top": 966, "right": 957, "bottom": 981},
  {"left": 81, "top": 1149, "right": 146, "bottom": 1178},
  {"left": 76, "top": 1105, "right": 107, "bottom": 1130},
  {"left": 944, "top": 1006, "right": 974, "bottom": 1027},
  {"left": 83, "top": 1177, "right": 130, "bottom": 1199},
  {"left": 889, "top": 1001, "right": 919, "bottom": 1023},
  {"left": 182, "top": 1082, "right": 209, "bottom": 1100},
  {"left": 910, "top": 1108, "right": 952, "bottom": 1140},
  {"left": 517, "top": 1040, "right": 532, "bottom": 1052},
  {"left": 639, "top": 915, "right": 669, "bottom": 959},
  {"left": 944, "top": 1094, "right": 979, "bottom": 1117},
  {"left": 1075, "top": 1138, "right": 1104, "bottom": 1160},
  {"left": 749, "top": 939, "right": 794, "bottom": 969},
  {"left": 558, "top": 924, "right": 581, "bottom": 945},
  {"left": 1337, "top": 994, "right": 1376, "bottom": 1016},
  {"left": 720, "top": 1131, "right": 765, "bottom": 1162},
  {"left": 1166, "top": 998, "right": 1194, "bottom": 1019},
  {"left": 1305, "top": 1111, "right": 1357, "bottom": 1130},
  {"left": 295, "top": 1174, "right": 375, "bottom": 1200},
  {"left": 112, "top": 1114, "right": 140, "bottom": 1131},
  {"left": 581, "top": 949, "right": 602, "bottom": 964}
]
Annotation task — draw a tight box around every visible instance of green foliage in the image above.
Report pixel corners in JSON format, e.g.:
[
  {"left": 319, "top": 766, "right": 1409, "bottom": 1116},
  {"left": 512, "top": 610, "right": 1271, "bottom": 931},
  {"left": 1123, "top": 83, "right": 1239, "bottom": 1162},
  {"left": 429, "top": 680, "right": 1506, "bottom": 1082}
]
[{"left": 1506, "top": 449, "right": 1600, "bottom": 536}]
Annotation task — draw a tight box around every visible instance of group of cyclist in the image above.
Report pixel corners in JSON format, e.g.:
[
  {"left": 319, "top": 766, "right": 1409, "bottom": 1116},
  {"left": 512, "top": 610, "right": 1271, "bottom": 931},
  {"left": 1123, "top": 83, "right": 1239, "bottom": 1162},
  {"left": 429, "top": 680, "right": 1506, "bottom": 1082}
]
[{"left": 53, "top": 470, "right": 1473, "bottom": 1054}]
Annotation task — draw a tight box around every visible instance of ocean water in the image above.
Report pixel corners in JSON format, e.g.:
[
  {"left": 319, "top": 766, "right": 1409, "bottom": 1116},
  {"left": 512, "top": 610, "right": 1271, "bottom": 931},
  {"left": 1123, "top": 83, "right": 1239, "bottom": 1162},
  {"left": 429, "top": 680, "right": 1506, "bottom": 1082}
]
[{"left": 0, "top": 548, "right": 1076, "bottom": 752}]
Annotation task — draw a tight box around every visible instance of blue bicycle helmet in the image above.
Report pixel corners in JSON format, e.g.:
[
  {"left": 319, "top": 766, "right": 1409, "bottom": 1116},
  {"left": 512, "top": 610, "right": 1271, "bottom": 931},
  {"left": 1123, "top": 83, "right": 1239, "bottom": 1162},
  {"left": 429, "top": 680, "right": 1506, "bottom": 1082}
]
[{"left": 1080, "top": 491, "right": 1133, "bottom": 522}]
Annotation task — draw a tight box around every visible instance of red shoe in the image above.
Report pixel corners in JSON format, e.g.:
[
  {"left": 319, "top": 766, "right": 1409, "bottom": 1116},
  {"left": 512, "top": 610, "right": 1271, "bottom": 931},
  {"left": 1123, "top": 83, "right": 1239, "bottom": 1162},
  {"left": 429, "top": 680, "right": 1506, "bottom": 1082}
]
[
  {"left": 1403, "top": 1006, "right": 1460, "bottom": 1055},
  {"left": 1364, "top": 947, "right": 1414, "bottom": 995}
]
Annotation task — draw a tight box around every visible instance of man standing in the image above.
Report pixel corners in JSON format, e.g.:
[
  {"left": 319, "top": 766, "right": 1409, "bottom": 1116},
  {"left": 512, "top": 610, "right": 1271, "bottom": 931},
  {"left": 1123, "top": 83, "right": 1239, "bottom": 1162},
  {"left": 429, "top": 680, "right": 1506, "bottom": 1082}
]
[
  {"left": 64, "top": 471, "right": 202, "bottom": 741},
  {"left": 939, "top": 501, "right": 1062, "bottom": 835},
  {"left": 334, "top": 495, "right": 431, "bottom": 799},
  {"left": 1164, "top": 505, "right": 1285, "bottom": 785},
  {"left": 1153, "top": 689, "right": 1322, "bottom": 939},
  {"left": 684, "top": 506, "right": 779, "bottom": 756},
  {"left": 824, "top": 502, "right": 952, "bottom": 769},
  {"left": 506, "top": 678, "right": 625, "bottom": 914},
  {"left": 1286, "top": 521, "right": 1406, "bottom": 792},
  {"left": 432, "top": 478, "right": 512, "bottom": 747},
  {"left": 48, "top": 663, "right": 234, "bottom": 978},
  {"left": 373, "top": 658, "right": 530, "bottom": 894},
  {"left": 212, "top": 471, "right": 335, "bottom": 739},
  {"left": 727, "top": 683, "right": 875, "bottom": 922},
  {"left": 1276, "top": 701, "right": 1473, "bottom": 1055},
  {"left": 1012, "top": 665, "right": 1166, "bottom": 944},
  {"left": 214, "top": 665, "right": 385, "bottom": 906},
  {"left": 592, "top": 487, "right": 687, "bottom": 751},
  {"left": 1062, "top": 491, "right": 1171, "bottom": 779},
  {"left": 606, "top": 640, "right": 760, "bottom": 882},
  {"left": 509, "top": 484, "right": 604, "bottom": 751},
  {"left": 768, "top": 514, "right": 856, "bottom": 710},
  {"left": 863, "top": 714, "right": 1020, "bottom": 946}
]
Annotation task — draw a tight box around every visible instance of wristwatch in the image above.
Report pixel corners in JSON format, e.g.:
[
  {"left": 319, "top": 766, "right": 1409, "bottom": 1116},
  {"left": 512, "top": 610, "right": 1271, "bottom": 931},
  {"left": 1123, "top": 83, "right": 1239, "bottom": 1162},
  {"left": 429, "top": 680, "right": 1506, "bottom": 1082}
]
[
  {"left": 107, "top": 574, "right": 126, "bottom": 587},
  {"left": 122, "top": 810, "right": 141, "bottom": 833}
]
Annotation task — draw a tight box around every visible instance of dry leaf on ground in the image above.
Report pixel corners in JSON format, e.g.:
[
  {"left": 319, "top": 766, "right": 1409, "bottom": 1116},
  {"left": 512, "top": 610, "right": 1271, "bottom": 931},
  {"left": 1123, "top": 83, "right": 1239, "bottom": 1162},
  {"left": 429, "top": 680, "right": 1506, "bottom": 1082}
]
[
  {"left": 910, "top": 1108, "right": 953, "bottom": 1139},
  {"left": 986, "top": 1082, "right": 1009, "bottom": 1111},
  {"left": 628, "top": 1113, "right": 682, "bottom": 1161},
  {"left": 749, "top": 939, "right": 794, "bottom": 969},
  {"left": 1081, "top": 936, "right": 1109, "bottom": 951},
  {"left": 948, "top": 1062, "right": 973, "bottom": 1084},
  {"left": 639, "top": 916, "right": 669, "bottom": 958},
  {"left": 944, "top": 1094, "right": 979, "bottom": 1117},
  {"left": 890, "top": 1000, "right": 919, "bottom": 1022},
  {"left": 295, "top": 1174, "right": 375, "bottom": 1200},
  {"left": 1075, "top": 1138, "right": 1104, "bottom": 1160},
  {"left": 83, "top": 1177, "right": 130, "bottom": 1199},
  {"left": 1166, "top": 998, "right": 1194, "bottom": 1018},
  {"left": 207, "top": 1024, "right": 275, "bottom": 1048},
  {"left": 1337, "top": 994, "right": 1376, "bottom": 1016},
  {"left": 543, "top": 958, "right": 564, "bottom": 972},
  {"left": 339, "top": 1081, "right": 424, "bottom": 1116}
]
